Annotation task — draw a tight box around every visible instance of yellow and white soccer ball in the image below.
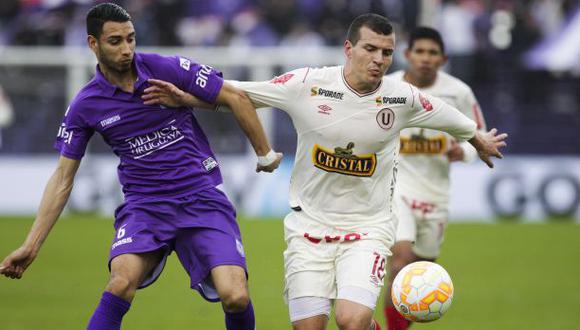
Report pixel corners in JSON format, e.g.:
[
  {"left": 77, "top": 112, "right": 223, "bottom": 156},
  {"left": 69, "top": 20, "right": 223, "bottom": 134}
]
[{"left": 391, "top": 261, "right": 454, "bottom": 322}]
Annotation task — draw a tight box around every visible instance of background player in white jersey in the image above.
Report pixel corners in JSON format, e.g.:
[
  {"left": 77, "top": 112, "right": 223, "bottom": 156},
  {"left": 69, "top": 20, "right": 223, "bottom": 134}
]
[
  {"left": 383, "top": 27, "right": 487, "bottom": 330},
  {"left": 142, "top": 14, "right": 507, "bottom": 330}
]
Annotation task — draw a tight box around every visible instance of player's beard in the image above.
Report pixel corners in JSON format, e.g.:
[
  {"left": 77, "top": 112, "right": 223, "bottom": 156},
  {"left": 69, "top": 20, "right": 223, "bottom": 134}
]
[{"left": 98, "top": 50, "right": 133, "bottom": 76}]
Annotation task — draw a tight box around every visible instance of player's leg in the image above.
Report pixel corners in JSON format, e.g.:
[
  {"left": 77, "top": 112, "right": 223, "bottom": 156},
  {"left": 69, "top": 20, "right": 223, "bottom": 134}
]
[
  {"left": 384, "top": 241, "right": 416, "bottom": 330},
  {"left": 384, "top": 195, "right": 417, "bottom": 330},
  {"left": 88, "top": 200, "right": 175, "bottom": 330},
  {"left": 335, "top": 299, "right": 381, "bottom": 330},
  {"left": 335, "top": 238, "right": 389, "bottom": 330},
  {"left": 284, "top": 211, "right": 336, "bottom": 330},
  {"left": 386, "top": 200, "right": 447, "bottom": 330},
  {"left": 286, "top": 269, "right": 333, "bottom": 330},
  {"left": 411, "top": 202, "right": 448, "bottom": 262},
  {"left": 211, "top": 265, "right": 250, "bottom": 312},
  {"left": 106, "top": 251, "right": 166, "bottom": 301},
  {"left": 211, "top": 264, "right": 255, "bottom": 330},
  {"left": 175, "top": 228, "right": 254, "bottom": 330},
  {"left": 87, "top": 250, "right": 165, "bottom": 330},
  {"left": 175, "top": 186, "right": 254, "bottom": 330}
]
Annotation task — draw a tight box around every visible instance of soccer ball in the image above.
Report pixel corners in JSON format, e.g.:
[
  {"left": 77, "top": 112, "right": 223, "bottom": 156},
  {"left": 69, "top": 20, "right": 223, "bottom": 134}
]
[{"left": 391, "top": 261, "right": 454, "bottom": 322}]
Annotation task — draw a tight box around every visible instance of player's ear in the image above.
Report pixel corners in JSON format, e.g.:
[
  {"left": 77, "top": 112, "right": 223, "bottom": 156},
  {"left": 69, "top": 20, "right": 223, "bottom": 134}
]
[
  {"left": 87, "top": 35, "right": 98, "bottom": 53},
  {"left": 442, "top": 54, "right": 449, "bottom": 65},
  {"left": 344, "top": 40, "right": 353, "bottom": 59}
]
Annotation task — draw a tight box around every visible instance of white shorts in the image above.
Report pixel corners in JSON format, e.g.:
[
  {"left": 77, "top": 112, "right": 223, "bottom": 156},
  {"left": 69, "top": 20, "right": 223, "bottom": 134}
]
[
  {"left": 283, "top": 211, "right": 390, "bottom": 310},
  {"left": 394, "top": 193, "right": 449, "bottom": 259}
]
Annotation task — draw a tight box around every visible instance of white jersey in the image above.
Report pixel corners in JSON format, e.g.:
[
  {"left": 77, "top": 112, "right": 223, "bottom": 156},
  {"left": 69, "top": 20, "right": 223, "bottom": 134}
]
[
  {"left": 229, "top": 66, "right": 476, "bottom": 240},
  {"left": 387, "top": 70, "right": 486, "bottom": 203}
]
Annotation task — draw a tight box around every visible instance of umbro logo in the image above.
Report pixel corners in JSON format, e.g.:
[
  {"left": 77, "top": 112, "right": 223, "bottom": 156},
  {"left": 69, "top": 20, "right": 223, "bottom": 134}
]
[{"left": 317, "top": 104, "right": 332, "bottom": 115}]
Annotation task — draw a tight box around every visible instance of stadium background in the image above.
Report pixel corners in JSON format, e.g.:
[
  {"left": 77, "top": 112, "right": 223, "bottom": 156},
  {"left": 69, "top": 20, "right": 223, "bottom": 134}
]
[{"left": 0, "top": 0, "right": 579, "bottom": 329}]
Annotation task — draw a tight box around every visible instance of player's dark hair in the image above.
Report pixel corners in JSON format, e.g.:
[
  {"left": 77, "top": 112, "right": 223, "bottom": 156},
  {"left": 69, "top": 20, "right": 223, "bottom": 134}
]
[
  {"left": 86, "top": 2, "right": 132, "bottom": 39},
  {"left": 347, "top": 14, "right": 393, "bottom": 45},
  {"left": 408, "top": 27, "right": 445, "bottom": 54}
]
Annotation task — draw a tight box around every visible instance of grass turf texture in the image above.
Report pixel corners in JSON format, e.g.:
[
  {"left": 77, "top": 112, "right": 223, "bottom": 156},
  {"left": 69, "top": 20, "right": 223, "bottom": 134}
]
[{"left": 0, "top": 215, "right": 579, "bottom": 329}]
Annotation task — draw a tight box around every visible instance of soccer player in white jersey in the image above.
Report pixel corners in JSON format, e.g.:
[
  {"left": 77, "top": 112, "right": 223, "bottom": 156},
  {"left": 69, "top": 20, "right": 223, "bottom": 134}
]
[
  {"left": 382, "top": 27, "right": 487, "bottom": 330},
  {"left": 142, "top": 14, "right": 506, "bottom": 330}
]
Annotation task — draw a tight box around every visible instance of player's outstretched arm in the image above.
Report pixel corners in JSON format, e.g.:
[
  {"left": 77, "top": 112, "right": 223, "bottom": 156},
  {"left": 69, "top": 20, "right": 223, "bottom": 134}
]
[
  {"left": 143, "top": 79, "right": 213, "bottom": 109},
  {"left": 0, "top": 156, "right": 80, "bottom": 279},
  {"left": 215, "top": 82, "right": 283, "bottom": 173},
  {"left": 467, "top": 128, "right": 507, "bottom": 168},
  {"left": 142, "top": 79, "right": 282, "bottom": 172}
]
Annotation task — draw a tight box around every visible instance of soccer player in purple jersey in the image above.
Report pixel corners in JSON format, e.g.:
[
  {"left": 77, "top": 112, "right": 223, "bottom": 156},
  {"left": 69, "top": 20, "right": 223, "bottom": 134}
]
[{"left": 0, "top": 3, "right": 279, "bottom": 330}]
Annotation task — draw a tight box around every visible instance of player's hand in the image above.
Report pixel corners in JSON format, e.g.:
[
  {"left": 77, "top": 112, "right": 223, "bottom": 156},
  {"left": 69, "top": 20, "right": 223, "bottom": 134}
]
[
  {"left": 0, "top": 246, "right": 37, "bottom": 279},
  {"left": 446, "top": 140, "right": 464, "bottom": 162},
  {"left": 470, "top": 128, "right": 508, "bottom": 168},
  {"left": 143, "top": 79, "right": 191, "bottom": 108},
  {"left": 256, "top": 152, "right": 283, "bottom": 173}
]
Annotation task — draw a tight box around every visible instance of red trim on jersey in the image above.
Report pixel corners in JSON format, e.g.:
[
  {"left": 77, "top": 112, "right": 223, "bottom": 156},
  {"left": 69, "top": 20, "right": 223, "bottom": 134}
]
[
  {"left": 301, "top": 67, "right": 311, "bottom": 83},
  {"left": 472, "top": 103, "right": 485, "bottom": 129},
  {"left": 341, "top": 67, "right": 382, "bottom": 97}
]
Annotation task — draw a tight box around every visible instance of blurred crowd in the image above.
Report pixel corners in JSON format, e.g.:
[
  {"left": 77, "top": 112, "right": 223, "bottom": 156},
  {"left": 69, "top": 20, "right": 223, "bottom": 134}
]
[
  {"left": 0, "top": 1, "right": 575, "bottom": 48},
  {"left": 1, "top": 0, "right": 579, "bottom": 80},
  {"left": 1, "top": 0, "right": 579, "bottom": 81},
  {"left": 0, "top": 0, "right": 579, "bottom": 155}
]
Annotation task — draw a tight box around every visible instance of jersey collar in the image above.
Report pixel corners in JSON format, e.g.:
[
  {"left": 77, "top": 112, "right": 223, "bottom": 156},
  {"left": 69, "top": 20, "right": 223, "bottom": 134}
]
[
  {"left": 341, "top": 66, "right": 382, "bottom": 98},
  {"left": 95, "top": 53, "right": 149, "bottom": 96}
]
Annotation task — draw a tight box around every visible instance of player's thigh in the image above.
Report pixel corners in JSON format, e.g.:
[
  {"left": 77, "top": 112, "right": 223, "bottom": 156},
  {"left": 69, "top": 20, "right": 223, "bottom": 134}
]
[
  {"left": 174, "top": 226, "right": 247, "bottom": 301},
  {"left": 109, "top": 250, "right": 165, "bottom": 286},
  {"left": 394, "top": 194, "right": 417, "bottom": 243},
  {"left": 283, "top": 232, "right": 337, "bottom": 301},
  {"left": 335, "top": 239, "right": 389, "bottom": 311},
  {"left": 413, "top": 205, "right": 449, "bottom": 259},
  {"left": 110, "top": 200, "right": 177, "bottom": 288}
]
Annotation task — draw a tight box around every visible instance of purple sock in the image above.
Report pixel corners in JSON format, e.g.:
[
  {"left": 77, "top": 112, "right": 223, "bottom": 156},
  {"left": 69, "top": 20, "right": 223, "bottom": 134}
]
[
  {"left": 225, "top": 300, "right": 255, "bottom": 330},
  {"left": 87, "top": 292, "right": 131, "bottom": 330}
]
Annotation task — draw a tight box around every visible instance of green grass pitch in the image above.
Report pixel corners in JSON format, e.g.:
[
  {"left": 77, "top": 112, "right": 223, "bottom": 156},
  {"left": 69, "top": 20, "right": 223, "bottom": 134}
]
[{"left": 1, "top": 215, "right": 579, "bottom": 329}]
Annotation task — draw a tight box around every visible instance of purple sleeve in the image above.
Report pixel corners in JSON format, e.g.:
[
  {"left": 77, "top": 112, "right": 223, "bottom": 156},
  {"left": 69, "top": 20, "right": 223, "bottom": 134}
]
[
  {"left": 173, "top": 57, "right": 224, "bottom": 104},
  {"left": 53, "top": 104, "right": 94, "bottom": 159}
]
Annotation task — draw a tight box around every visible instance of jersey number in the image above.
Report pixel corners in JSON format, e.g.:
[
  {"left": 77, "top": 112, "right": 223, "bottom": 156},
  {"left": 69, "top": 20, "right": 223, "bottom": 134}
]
[
  {"left": 117, "top": 225, "right": 127, "bottom": 239},
  {"left": 371, "top": 252, "right": 386, "bottom": 281}
]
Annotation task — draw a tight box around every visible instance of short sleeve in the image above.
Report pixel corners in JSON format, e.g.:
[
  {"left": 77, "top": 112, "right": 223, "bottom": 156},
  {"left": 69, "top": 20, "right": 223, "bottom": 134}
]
[
  {"left": 227, "top": 67, "right": 309, "bottom": 113},
  {"left": 53, "top": 104, "right": 94, "bottom": 159},
  {"left": 405, "top": 85, "right": 476, "bottom": 141},
  {"left": 173, "top": 56, "right": 224, "bottom": 104}
]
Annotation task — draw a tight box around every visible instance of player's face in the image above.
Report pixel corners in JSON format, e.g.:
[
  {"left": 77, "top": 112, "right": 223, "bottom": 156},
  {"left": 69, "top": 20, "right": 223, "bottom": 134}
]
[
  {"left": 405, "top": 39, "right": 447, "bottom": 81},
  {"left": 345, "top": 26, "right": 395, "bottom": 88},
  {"left": 89, "top": 21, "right": 136, "bottom": 74}
]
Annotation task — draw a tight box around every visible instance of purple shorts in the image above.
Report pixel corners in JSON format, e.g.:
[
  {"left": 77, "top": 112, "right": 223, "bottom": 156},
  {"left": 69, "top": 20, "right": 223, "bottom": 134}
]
[{"left": 109, "top": 186, "right": 246, "bottom": 302}]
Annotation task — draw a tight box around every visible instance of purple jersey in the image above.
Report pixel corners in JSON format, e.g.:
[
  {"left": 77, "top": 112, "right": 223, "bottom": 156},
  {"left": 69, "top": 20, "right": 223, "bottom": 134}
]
[{"left": 54, "top": 53, "right": 224, "bottom": 199}]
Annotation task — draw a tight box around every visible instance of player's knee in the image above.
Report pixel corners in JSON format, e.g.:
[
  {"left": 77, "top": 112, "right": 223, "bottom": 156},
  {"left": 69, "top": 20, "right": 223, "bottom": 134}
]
[
  {"left": 220, "top": 289, "right": 250, "bottom": 313},
  {"left": 335, "top": 310, "right": 368, "bottom": 330},
  {"left": 106, "top": 274, "right": 138, "bottom": 301}
]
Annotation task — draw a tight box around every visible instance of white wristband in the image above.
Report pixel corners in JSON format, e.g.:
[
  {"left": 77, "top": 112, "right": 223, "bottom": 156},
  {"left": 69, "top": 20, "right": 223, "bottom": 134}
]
[{"left": 257, "top": 149, "right": 277, "bottom": 166}]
